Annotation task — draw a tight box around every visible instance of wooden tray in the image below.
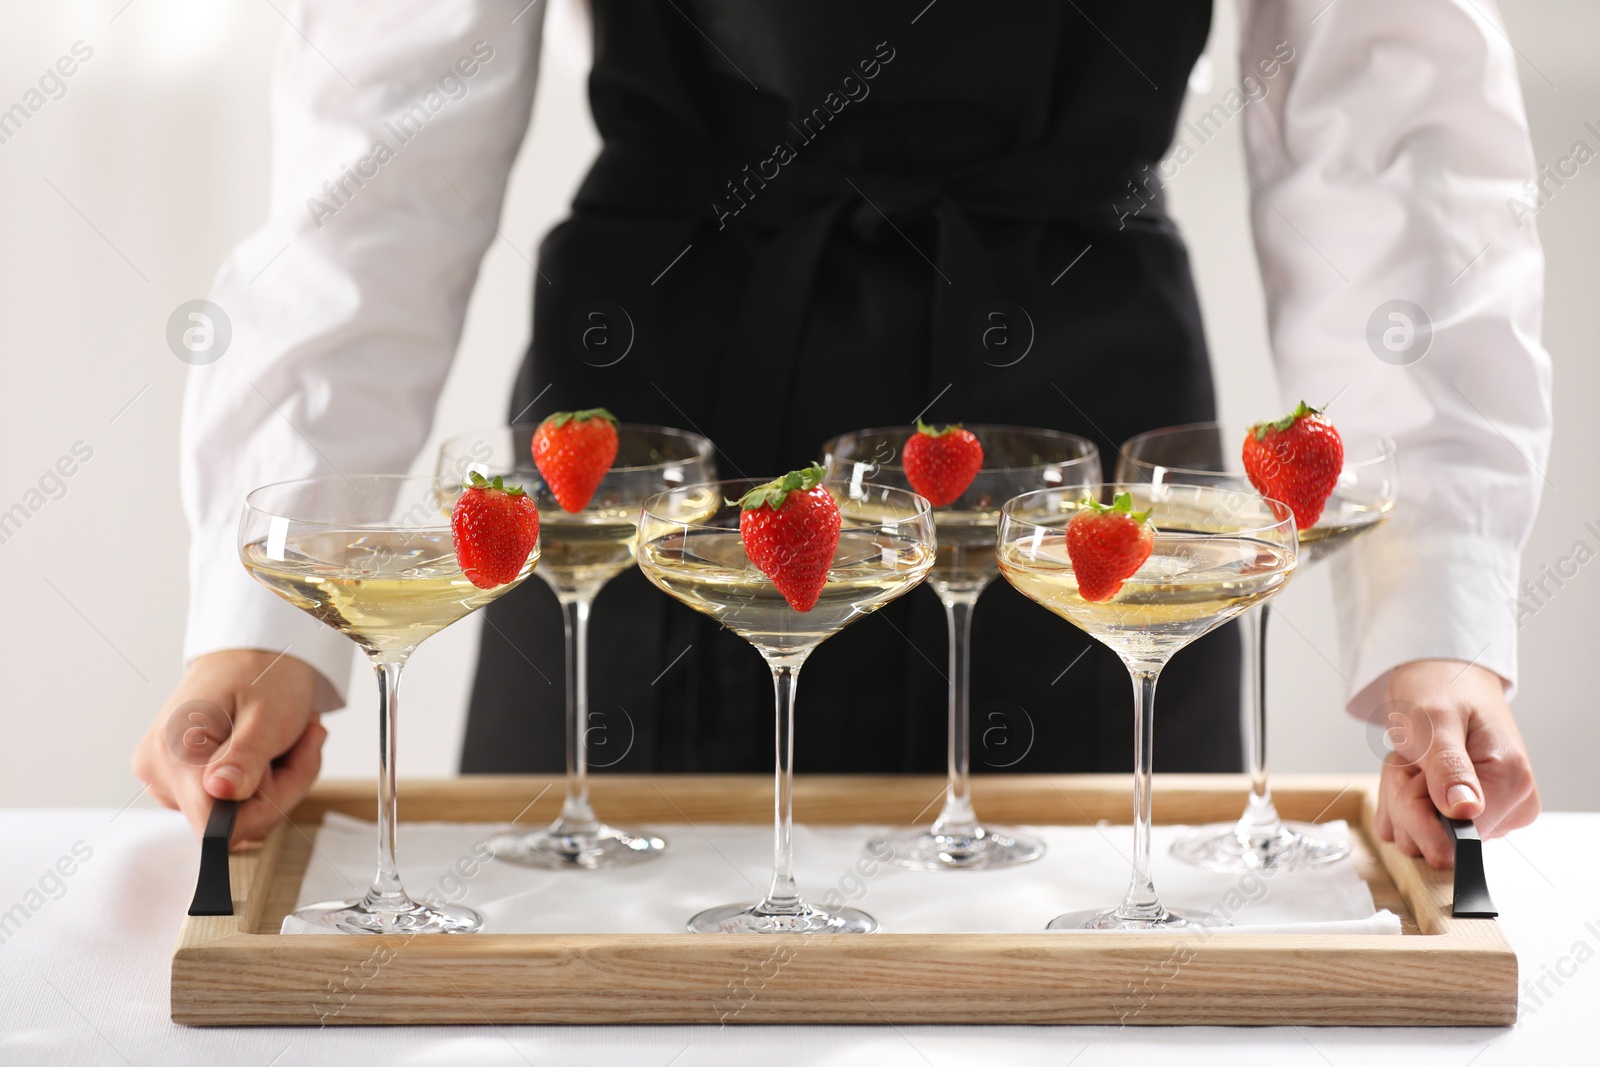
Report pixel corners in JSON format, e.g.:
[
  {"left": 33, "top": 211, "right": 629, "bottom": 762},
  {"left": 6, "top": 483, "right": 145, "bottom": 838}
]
[{"left": 170, "top": 774, "right": 1516, "bottom": 1027}]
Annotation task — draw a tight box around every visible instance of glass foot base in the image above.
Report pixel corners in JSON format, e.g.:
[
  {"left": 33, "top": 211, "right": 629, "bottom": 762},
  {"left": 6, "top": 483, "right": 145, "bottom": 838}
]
[
  {"left": 488, "top": 824, "right": 667, "bottom": 870},
  {"left": 292, "top": 898, "right": 482, "bottom": 934},
  {"left": 1048, "top": 905, "right": 1223, "bottom": 932},
  {"left": 1170, "top": 822, "right": 1352, "bottom": 872},
  {"left": 871, "top": 825, "right": 1045, "bottom": 871},
  {"left": 688, "top": 902, "right": 877, "bottom": 935}
]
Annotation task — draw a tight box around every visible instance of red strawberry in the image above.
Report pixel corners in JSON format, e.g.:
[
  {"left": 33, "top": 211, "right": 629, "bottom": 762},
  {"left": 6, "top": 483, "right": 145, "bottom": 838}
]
[
  {"left": 1066, "top": 492, "right": 1154, "bottom": 603},
  {"left": 902, "top": 421, "right": 983, "bottom": 507},
  {"left": 532, "top": 408, "right": 620, "bottom": 512},
  {"left": 451, "top": 472, "right": 540, "bottom": 589},
  {"left": 736, "top": 465, "right": 842, "bottom": 612},
  {"left": 1240, "top": 401, "right": 1344, "bottom": 531}
]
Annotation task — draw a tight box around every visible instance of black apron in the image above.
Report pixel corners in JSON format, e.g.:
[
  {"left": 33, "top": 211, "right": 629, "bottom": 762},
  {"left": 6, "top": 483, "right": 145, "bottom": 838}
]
[{"left": 462, "top": 0, "right": 1241, "bottom": 776}]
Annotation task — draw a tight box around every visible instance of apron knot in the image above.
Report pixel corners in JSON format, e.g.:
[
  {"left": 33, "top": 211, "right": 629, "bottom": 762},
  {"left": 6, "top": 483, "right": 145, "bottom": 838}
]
[{"left": 847, "top": 175, "right": 941, "bottom": 243}]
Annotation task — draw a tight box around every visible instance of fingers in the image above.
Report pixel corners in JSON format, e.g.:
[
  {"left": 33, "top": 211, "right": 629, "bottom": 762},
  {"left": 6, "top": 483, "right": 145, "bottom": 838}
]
[
  {"left": 1375, "top": 757, "right": 1401, "bottom": 842},
  {"left": 133, "top": 650, "right": 323, "bottom": 841},
  {"left": 275, "top": 713, "right": 327, "bottom": 799},
  {"left": 134, "top": 731, "right": 210, "bottom": 835},
  {"left": 170, "top": 756, "right": 223, "bottom": 837},
  {"left": 1484, "top": 783, "right": 1541, "bottom": 838},
  {"left": 1375, "top": 659, "right": 1543, "bottom": 868},
  {"left": 1467, "top": 741, "right": 1539, "bottom": 838},
  {"left": 233, "top": 717, "right": 327, "bottom": 843},
  {"left": 1399, "top": 709, "right": 1484, "bottom": 823},
  {"left": 144, "top": 781, "right": 177, "bottom": 810},
  {"left": 1396, "top": 768, "right": 1456, "bottom": 868},
  {"left": 132, "top": 734, "right": 177, "bottom": 810},
  {"left": 203, "top": 697, "right": 313, "bottom": 801}
]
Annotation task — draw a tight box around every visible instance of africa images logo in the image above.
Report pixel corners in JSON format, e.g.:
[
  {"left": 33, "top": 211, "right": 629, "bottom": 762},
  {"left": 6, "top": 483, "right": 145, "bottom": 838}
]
[
  {"left": 0, "top": 40, "right": 93, "bottom": 147},
  {"left": 167, "top": 300, "right": 233, "bottom": 365},
  {"left": 709, "top": 42, "right": 897, "bottom": 230},
  {"left": 304, "top": 42, "right": 495, "bottom": 229}
]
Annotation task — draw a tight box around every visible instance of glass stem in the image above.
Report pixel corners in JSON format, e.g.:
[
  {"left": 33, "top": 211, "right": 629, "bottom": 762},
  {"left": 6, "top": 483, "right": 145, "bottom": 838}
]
[
  {"left": 365, "top": 655, "right": 412, "bottom": 914},
  {"left": 758, "top": 652, "right": 811, "bottom": 915},
  {"left": 556, "top": 594, "right": 600, "bottom": 834},
  {"left": 931, "top": 592, "right": 980, "bottom": 836},
  {"left": 1234, "top": 604, "right": 1283, "bottom": 842},
  {"left": 1117, "top": 664, "right": 1167, "bottom": 922}
]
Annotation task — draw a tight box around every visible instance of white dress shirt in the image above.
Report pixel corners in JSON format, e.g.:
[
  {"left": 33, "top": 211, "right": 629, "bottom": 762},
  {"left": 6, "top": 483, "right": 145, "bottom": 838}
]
[{"left": 182, "top": 0, "right": 1552, "bottom": 718}]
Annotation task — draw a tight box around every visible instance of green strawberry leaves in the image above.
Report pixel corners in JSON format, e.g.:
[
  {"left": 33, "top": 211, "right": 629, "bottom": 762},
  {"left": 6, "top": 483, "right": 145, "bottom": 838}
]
[
  {"left": 464, "top": 470, "right": 528, "bottom": 498},
  {"left": 733, "top": 464, "right": 827, "bottom": 511},
  {"left": 1077, "top": 491, "right": 1152, "bottom": 526},
  {"left": 543, "top": 408, "right": 618, "bottom": 429},
  {"left": 1250, "top": 400, "right": 1321, "bottom": 440},
  {"left": 914, "top": 419, "right": 966, "bottom": 437}
]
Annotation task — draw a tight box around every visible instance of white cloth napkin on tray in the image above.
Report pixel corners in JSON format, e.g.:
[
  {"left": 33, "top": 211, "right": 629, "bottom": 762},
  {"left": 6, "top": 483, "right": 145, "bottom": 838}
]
[{"left": 281, "top": 813, "right": 1401, "bottom": 935}]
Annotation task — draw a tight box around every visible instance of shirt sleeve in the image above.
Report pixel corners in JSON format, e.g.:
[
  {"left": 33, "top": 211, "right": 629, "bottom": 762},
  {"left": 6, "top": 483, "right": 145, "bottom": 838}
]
[
  {"left": 1234, "top": 0, "right": 1553, "bottom": 714},
  {"left": 180, "top": 0, "right": 546, "bottom": 709}
]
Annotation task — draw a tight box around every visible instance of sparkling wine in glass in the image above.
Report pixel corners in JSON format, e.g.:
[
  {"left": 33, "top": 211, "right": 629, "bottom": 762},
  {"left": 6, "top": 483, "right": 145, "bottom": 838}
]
[
  {"left": 239, "top": 474, "right": 539, "bottom": 933},
  {"left": 997, "top": 483, "right": 1296, "bottom": 930},
  {"left": 637, "top": 474, "right": 935, "bottom": 933},
  {"left": 822, "top": 425, "right": 1100, "bottom": 870},
  {"left": 1116, "top": 422, "right": 1397, "bottom": 870},
  {"left": 435, "top": 424, "right": 715, "bottom": 869}
]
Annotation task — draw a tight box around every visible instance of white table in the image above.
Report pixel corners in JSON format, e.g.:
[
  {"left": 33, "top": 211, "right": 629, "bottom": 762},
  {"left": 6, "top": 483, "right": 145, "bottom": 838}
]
[{"left": 1, "top": 807, "right": 1593, "bottom": 1065}]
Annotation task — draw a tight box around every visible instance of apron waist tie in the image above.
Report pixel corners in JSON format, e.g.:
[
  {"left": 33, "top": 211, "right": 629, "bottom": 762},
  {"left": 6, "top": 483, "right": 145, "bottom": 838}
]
[{"left": 573, "top": 141, "right": 1162, "bottom": 472}]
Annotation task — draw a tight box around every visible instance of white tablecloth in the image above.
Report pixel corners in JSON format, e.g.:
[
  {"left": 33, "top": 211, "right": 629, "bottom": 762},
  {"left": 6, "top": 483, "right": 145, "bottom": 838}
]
[
  {"left": 1, "top": 805, "right": 1593, "bottom": 1064},
  {"left": 285, "top": 813, "right": 1397, "bottom": 935}
]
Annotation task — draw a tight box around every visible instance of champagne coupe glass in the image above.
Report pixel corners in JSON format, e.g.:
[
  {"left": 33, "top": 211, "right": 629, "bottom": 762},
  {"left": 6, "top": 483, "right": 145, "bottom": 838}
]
[
  {"left": 637, "top": 478, "right": 936, "bottom": 933},
  {"left": 1116, "top": 423, "right": 1397, "bottom": 870},
  {"left": 239, "top": 474, "right": 539, "bottom": 933},
  {"left": 435, "top": 424, "right": 715, "bottom": 869},
  {"left": 997, "top": 483, "right": 1297, "bottom": 930},
  {"left": 822, "top": 426, "right": 1100, "bottom": 870}
]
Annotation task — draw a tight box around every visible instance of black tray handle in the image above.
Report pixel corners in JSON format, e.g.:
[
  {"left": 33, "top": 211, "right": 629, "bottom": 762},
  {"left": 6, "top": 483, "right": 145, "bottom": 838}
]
[
  {"left": 187, "top": 799, "right": 241, "bottom": 917},
  {"left": 1438, "top": 812, "right": 1499, "bottom": 919}
]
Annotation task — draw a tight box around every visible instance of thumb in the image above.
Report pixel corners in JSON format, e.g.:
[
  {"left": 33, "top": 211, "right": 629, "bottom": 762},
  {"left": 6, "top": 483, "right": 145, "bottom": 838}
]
[
  {"left": 204, "top": 704, "right": 306, "bottom": 800},
  {"left": 1419, "top": 722, "right": 1486, "bottom": 822}
]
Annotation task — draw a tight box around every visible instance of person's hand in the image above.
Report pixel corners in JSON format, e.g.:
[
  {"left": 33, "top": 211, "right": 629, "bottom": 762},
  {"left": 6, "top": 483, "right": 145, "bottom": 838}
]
[
  {"left": 133, "top": 650, "right": 328, "bottom": 843},
  {"left": 1373, "top": 659, "right": 1539, "bottom": 868}
]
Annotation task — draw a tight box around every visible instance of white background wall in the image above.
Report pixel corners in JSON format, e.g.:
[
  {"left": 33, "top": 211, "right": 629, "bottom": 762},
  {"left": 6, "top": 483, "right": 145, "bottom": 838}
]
[{"left": 1, "top": 0, "right": 1594, "bottom": 813}]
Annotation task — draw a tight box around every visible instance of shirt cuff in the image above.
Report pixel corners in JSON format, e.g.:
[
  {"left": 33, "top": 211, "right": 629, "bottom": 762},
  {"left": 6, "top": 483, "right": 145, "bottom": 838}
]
[
  {"left": 182, "top": 541, "right": 354, "bottom": 712},
  {"left": 1334, "top": 519, "right": 1520, "bottom": 720}
]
